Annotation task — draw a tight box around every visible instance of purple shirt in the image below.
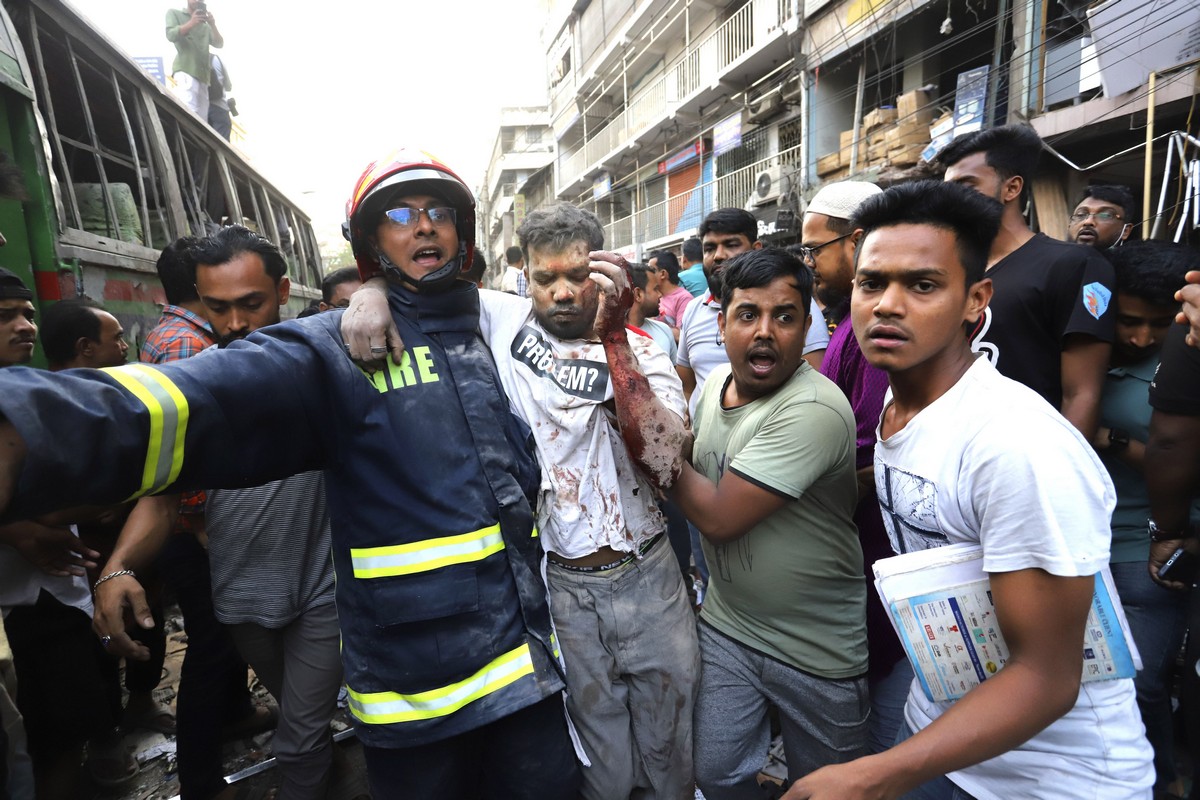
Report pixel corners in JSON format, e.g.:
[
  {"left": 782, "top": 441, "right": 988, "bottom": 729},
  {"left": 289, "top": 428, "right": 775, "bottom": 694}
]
[{"left": 820, "top": 304, "right": 904, "bottom": 679}]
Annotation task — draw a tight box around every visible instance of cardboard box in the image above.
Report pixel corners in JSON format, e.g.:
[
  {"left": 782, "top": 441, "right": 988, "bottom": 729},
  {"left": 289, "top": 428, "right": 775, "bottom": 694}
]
[
  {"left": 817, "top": 152, "right": 842, "bottom": 176},
  {"left": 868, "top": 131, "right": 889, "bottom": 161},
  {"left": 885, "top": 123, "right": 930, "bottom": 150},
  {"left": 888, "top": 143, "right": 926, "bottom": 167},
  {"left": 838, "top": 130, "right": 867, "bottom": 165},
  {"left": 863, "top": 106, "right": 898, "bottom": 132},
  {"left": 896, "top": 89, "right": 934, "bottom": 120}
]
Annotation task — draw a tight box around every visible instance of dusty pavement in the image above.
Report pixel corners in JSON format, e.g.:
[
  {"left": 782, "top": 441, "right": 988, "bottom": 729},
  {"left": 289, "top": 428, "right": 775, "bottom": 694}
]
[{"left": 86, "top": 609, "right": 368, "bottom": 800}]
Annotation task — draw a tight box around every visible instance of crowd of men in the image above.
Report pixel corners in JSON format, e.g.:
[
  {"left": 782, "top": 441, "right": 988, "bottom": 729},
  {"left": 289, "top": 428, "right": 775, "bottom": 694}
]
[{"left": 0, "top": 122, "right": 1198, "bottom": 800}]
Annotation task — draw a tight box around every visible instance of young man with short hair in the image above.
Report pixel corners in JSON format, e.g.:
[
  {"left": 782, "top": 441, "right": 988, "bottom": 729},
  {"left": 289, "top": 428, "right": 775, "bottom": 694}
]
[
  {"left": 939, "top": 124, "right": 1114, "bottom": 439},
  {"left": 500, "top": 244, "right": 527, "bottom": 296},
  {"left": 678, "top": 236, "right": 708, "bottom": 296},
  {"left": 318, "top": 266, "right": 362, "bottom": 311},
  {"left": 628, "top": 262, "right": 676, "bottom": 362},
  {"left": 478, "top": 204, "right": 696, "bottom": 800},
  {"left": 38, "top": 298, "right": 128, "bottom": 370},
  {"left": 786, "top": 180, "right": 1153, "bottom": 800},
  {"left": 98, "top": 227, "right": 344, "bottom": 800},
  {"left": 650, "top": 249, "right": 691, "bottom": 331},
  {"left": 667, "top": 247, "right": 869, "bottom": 798},
  {"left": 1069, "top": 184, "right": 1136, "bottom": 250}
]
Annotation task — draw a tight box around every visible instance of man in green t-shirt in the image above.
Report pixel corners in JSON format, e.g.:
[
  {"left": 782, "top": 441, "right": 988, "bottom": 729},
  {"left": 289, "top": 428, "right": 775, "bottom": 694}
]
[
  {"left": 165, "top": 1, "right": 224, "bottom": 119},
  {"left": 666, "top": 247, "right": 869, "bottom": 797}
]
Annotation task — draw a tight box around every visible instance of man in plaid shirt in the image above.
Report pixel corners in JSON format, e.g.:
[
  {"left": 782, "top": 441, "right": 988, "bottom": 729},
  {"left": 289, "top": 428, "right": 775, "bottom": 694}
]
[{"left": 141, "top": 237, "right": 215, "bottom": 364}]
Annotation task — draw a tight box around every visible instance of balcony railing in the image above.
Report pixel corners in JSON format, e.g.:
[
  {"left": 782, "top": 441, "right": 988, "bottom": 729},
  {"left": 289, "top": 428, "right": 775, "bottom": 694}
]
[
  {"left": 558, "top": 0, "right": 793, "bottom": 192},
  {"left": 600, "top": 144, "right": 803, "bottom": 251}
]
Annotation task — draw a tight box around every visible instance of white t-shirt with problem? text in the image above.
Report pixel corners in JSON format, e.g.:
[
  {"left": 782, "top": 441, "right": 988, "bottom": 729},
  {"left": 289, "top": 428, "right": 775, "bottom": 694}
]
[{"left": 479, "top": 290, "right": 687, "bottom": 559}]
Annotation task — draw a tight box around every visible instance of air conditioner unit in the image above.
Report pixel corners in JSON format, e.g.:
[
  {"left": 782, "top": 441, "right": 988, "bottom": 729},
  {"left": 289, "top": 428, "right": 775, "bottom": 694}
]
[
  {"left": 781, "top": 74, "right": 803, "bottom": 104},
  {"left": 745, "top": 93, "right": 783, "bottom": 125},
  {"left": 745, "top": 166, "right": 791, "bottom": 209}
]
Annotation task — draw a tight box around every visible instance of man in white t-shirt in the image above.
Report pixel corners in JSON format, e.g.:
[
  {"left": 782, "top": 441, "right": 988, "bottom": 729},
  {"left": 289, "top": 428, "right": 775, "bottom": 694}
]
[
  {"left": 478, "top": 204, "right": 697, "bottom": 799},
  {"left": 787, "top": 180, "right": 1153, "bottom": 800}
]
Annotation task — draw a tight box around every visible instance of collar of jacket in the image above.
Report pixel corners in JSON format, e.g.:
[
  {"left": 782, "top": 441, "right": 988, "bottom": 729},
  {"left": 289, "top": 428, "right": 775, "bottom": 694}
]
[{"left": 387, "top": 279, "right": 480, "bottom": 335}]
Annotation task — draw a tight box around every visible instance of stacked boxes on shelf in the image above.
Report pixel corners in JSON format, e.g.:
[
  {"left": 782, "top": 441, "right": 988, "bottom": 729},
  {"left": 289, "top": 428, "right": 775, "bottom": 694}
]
[{"left": 816, "top": 89, "right": 942, "bottom": 179}]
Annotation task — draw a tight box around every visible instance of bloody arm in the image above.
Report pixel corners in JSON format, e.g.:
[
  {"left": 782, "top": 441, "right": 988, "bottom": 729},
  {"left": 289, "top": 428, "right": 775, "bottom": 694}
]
[{"left": 591, "top": 252, "right": 689, "bottom": 491}]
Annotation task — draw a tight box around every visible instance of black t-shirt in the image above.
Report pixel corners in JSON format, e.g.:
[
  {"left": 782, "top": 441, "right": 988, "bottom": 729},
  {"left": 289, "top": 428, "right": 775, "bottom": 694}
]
[
  {"left": 968, "top": 233, "right": 1115, "bottom": 407},
  {"left": 1149, "top": 322, "right": 1200, "bottom": 416}
]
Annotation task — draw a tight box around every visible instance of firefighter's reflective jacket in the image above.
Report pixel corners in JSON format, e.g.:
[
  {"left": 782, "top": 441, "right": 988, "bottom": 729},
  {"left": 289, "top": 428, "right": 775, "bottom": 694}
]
[{"left": 0, "top": 281, "right": 565, "bottom": 749}]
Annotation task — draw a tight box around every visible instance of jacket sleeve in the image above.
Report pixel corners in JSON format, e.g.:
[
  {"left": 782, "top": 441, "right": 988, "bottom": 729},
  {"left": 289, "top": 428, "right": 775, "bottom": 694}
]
[{"left": 0, "top": 319, "right": 340, "bottom": 521}]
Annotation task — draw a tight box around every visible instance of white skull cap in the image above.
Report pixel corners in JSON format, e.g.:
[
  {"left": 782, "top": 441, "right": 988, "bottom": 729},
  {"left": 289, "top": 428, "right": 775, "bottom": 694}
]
[{"left": 806, "top": 181, "right": 883, "bottom": 221}]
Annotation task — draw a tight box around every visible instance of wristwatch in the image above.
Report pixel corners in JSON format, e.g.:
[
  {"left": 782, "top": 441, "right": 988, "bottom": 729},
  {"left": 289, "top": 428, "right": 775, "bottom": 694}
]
[
  {"left": 1108, "top": 427, "right": 1130, "bottom": 450},
  {"left": 1148, "top": 518, "right": 1185, "bottom": 543}
]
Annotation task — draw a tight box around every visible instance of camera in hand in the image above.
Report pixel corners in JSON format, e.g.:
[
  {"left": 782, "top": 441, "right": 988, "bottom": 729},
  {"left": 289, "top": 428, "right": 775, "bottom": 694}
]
[
  {"left": 1157, "top": 546, "right": 1198, "bottom": 584},
  {"left": 196, "top": 2, "right": 207, "bottom": 14}
]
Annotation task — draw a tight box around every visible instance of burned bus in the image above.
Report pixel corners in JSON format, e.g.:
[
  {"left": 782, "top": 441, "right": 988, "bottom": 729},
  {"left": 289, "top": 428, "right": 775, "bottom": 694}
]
[{"left": 0, "top": 0, "right": 323, "bottom": 366}]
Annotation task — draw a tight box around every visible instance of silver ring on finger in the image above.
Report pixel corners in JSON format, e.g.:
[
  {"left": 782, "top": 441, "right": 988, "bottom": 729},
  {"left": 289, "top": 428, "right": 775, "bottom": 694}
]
[
  {"left": 369, "top": 346, "right": 388, "bottom": 354},
  {"left": 100, "top": 636, "right": 112, "bottom": 648}
]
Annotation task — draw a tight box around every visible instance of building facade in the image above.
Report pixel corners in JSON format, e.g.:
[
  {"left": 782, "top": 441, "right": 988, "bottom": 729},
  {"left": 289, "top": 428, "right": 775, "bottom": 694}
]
[{"left": 483, "top": 0, "right": 1200, "bottom": 261}]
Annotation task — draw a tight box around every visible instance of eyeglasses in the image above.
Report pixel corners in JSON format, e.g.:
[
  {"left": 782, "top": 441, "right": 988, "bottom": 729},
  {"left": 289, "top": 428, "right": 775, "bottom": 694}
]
[
  {"left": 383, "top": 206, "right": 457, "bottom": 229},
  {"left": 795, "top": 232, "right": 853, "bottom": 263},
  {"left": 1070, "top": 210, "right": 1122, "bottom": 224}
]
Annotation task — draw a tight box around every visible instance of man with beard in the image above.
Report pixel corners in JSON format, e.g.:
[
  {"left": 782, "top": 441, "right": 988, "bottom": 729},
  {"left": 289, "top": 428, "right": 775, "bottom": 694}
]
[
  {"left": 801, "top": 180, "right": 910, "bottom": 754},
  {"left": 628, "top": 262, "right": 676, "bottom": 360},
  {"left": 939, "top": 125, "right": 1114, "bottom": 439},
  {"left": 1068, "top": 185, "right": 1136, "bottom": 250},
  {"left": 93, "top": 227, "right": 342, "bottom": 800}
]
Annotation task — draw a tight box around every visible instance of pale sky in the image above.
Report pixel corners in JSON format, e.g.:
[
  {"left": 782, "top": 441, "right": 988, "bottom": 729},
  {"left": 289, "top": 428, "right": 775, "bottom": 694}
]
[{"left": 66, "top": 0, "right": 551, "bottom": 260}]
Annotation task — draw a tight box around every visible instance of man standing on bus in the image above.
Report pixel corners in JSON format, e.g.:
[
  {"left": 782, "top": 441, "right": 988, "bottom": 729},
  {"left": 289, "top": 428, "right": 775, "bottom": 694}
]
[{"left": 165, "top": 0, "right": 223, "bottom": 119}]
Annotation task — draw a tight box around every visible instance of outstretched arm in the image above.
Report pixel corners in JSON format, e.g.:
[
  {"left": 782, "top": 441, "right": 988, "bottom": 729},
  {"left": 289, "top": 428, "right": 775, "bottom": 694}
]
[
  {"left": 92, "top": 494, "right": 179, "bottom": 661},
  {"left": 590, "top": 252, "right": 688, "bottom": 491}
]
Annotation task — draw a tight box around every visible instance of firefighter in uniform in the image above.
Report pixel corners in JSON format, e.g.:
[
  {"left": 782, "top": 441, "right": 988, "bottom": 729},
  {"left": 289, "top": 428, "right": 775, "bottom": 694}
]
[{"left": 0, "top": 151, "right": 582, "bottom": 799}]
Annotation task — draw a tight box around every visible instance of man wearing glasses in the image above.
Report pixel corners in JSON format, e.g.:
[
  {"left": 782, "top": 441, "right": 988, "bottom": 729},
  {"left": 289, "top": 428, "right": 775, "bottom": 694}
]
[{"left": 1068, "top": 185, "right": 1136, "bottom": 250}]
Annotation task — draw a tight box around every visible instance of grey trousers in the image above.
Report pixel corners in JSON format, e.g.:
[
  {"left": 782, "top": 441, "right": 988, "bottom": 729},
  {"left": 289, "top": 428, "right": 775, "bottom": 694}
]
[
  {"left": 228, "top": 601, "right": 342, "bottom": 800},
  {"left": 548, "top": 535, "right": 700, "bottom": 800},
  {"left": 693, "top": 623, "right": 869, "bottom": 800}
]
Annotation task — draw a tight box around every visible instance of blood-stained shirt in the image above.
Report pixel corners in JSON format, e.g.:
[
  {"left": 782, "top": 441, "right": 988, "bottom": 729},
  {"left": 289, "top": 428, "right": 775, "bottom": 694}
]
[{"left": 479, "top": 291, "right": 687, "bottom": 559}]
